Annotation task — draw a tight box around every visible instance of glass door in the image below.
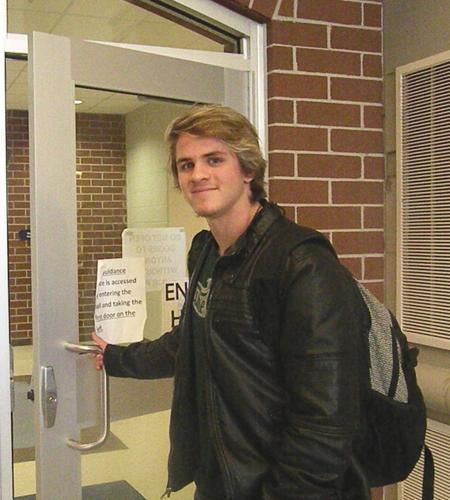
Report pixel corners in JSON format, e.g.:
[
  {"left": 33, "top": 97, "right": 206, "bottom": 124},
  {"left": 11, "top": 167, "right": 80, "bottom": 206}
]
[{"left": 24, "top": 31, "right": 250, "bottom": 499}]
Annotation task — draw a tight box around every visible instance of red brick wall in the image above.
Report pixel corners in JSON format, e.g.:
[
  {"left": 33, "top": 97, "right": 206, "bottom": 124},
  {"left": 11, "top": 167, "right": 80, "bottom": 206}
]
[
  {"left": 7, "top": 111, "right": 31, "bottom": 345},
  {"left": 7, "top": 111, "right": 126, "bottom": 344},
  {"left": 76, "top": 113, "right": 127, "bottom": 341},
  {"left": 221, "top": 0, "right": 385, "bottom": 299}
]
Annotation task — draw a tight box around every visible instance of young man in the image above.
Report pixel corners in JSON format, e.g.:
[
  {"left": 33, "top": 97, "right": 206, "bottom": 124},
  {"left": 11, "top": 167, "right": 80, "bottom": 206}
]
[{"left": 92, "top": 105, "right": 371, "bottom": 499}]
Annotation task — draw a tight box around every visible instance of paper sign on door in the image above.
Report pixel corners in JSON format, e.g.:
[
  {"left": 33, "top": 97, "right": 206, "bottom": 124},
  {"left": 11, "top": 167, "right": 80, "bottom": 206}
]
[{"left": 94, "top": 257, "right": 146, "bottom": 344}]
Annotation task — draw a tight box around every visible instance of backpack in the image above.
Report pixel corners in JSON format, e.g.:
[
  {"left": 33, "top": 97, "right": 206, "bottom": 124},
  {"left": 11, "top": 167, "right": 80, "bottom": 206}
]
[
  {"left": 262, "top": 217, "right": 435, "bottom": 497},
  {"left": 354, "top": 281, "right": 434, "bottom": 499}
]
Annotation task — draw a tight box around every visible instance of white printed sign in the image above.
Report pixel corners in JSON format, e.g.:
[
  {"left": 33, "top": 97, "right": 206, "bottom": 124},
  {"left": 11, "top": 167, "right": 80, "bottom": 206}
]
[
  {"left": 94, "top": 258, "right": 146, "bottom": 344},
  {"left": 122, "top": 228, "right": 187, "bottom": 292},
  {"left": 161, "top": 280, "right": 189, "bottom": 331}
]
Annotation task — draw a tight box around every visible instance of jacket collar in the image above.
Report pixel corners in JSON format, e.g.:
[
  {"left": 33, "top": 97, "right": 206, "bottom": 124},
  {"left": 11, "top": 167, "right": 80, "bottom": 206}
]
[
  {"left": 187, "top": 200, "right": 284, "bottom": 275},
  {"left": 223, "top": 200, "right": 283, "bottom": 258}
]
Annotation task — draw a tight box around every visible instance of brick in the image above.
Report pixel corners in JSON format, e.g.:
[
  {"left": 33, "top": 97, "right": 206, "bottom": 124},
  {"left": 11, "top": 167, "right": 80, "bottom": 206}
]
[
  {"left": 268, "top": 45, "right": 294, "bottom": 71},
  {"left": 103, "top": 201, "right": 125, "bottom": 209},
  {"left": 270, "top": 179, "right": 328, "bottom": 204},
  {"left": 269, "top": 125, "right": 328, "bottom": 151},
  {"left": 103, "top": 187, "right": 125, "bottom": 194},
  {"left": 331, "top": 77, "right": 382, "bottom": 103},
  {"left": 297, "top": 206, "right": 361, "bottom": 230},
  {"left": 268, "top": 21, "right": 327, "bottom": 47},
  {"left": 269, "top": 73, "right": 328, "bottom": 99},
  {"left": 340, "top": 257, "right": 362, "bottom": 279},
  {"left": 364, "top": 3, "right": 382, "bottom": 28},
  {"left": 331, "top": 27, "right": 382, "bottom": 53},
  {"left": 297, "top": 0, "right": 362, "bottom": 25},
  {"left": 333, "top": 230, "right": 384, "bottom": 255},
  {"left": 297, "top": 101, "right": 360, "bottom": 127},
  {"left": 268, "top": 99, "right": 295, "bottom": 123},
  {"left": 251, "top": 0, "right": 277, "bottom": 18},
  {"left": 363, "top": 282, "right": 384, "bottom": 302},
  {"left": 226, "top": 1, "right": 252, "bottom": 11},
  {"left": 364, "top": 105, "right": 383, "bottom": 129},
  {"left": 331, "top": 129, "right": 383, "bottom": 154},
  {"left": 364, "top": 206, "right": 384, "bottom": 229},
  {"left": 104, "top": 158, "right": 125, "bottom": 165},
  {"left": 363, "top": 54, "right": 382, "bottom": 77},
  {"left": 268, "top": 152, "right": 295, "bottom": 176},
  {"left": 277, "top": 0, "right": 295, "bottom": 17},
  {"left": 81, "top": 157, "right": 102, "bottom": 165},
  {"left": 332, "top": 180, "right": 384, "bottom": 204},
  {"left": 11, "top": 187, "right": 29, "bottom": 194},
  {"left": 364, "top": 256, "right": 384, "bottom": 280},
  {"left": 364, "top": 156, "right": 385, "bottom": 180},
  {"left": 297, "top": 48, "right": 361, "bottom": 76},
  {"left": 281, "top": 205, "right": 296, "bottom": 221}
]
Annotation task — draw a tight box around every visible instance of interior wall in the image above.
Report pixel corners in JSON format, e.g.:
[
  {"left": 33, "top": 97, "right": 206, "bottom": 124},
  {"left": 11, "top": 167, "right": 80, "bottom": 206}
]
[
  {"left": 126, "top": 98, "right": 207, "bottom": 248},
  {"left": 384, "top": 0, "right": 450, "bottom": 74},
  {"left": 126, "top": 101, "right": 172, "bottom": 228}
]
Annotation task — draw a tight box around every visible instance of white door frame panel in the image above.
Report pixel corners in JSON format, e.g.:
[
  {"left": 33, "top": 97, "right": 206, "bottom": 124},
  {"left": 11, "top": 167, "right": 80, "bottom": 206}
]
[{"left": 0, "top": 1, "right": 13, "bottom": 499}]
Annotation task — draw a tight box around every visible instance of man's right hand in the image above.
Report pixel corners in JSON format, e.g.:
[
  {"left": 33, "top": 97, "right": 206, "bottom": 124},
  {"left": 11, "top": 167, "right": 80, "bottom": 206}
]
[{"left": 91, "top": 331, "right": 108, "bottom": 370}]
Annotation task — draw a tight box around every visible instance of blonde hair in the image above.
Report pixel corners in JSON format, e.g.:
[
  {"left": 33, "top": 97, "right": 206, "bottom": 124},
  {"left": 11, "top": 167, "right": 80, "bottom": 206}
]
[{"left": 165, "top": 104, "right": 267, "bottom": 201}]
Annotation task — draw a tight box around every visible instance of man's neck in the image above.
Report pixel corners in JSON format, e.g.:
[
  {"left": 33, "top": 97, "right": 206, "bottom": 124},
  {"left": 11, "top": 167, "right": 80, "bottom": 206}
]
[{"left": 208, "top": 201, "right": 261, "bottom": 256}]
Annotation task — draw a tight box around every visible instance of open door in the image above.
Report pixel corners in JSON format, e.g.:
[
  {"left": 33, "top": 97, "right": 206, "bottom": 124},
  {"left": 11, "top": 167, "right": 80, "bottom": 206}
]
[{"left": 27, "top": 31, "right": 250, "bottom": 499}]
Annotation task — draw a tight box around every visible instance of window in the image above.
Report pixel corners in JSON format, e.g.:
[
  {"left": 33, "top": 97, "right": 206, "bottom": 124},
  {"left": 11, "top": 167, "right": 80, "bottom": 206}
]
[
  {"left": 397, "top": 51, "right": 450, "bottom": 350},
  {"left": 7, "top": 0, "right": 239, "bottom": 52}
]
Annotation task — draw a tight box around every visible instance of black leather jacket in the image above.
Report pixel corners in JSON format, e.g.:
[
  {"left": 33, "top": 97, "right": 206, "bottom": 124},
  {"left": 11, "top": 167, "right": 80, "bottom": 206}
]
[{"left": 104, "top": 202, "right": 371, "bottom": 499}]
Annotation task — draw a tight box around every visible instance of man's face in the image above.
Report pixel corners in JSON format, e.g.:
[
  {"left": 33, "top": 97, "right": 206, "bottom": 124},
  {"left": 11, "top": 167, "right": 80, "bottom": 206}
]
[{"left": 175, "top": 133, "right": 253, "bottom": 221}]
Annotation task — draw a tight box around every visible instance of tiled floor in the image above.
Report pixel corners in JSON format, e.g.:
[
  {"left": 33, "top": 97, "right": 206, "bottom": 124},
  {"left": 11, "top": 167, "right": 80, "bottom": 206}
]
[{"left": 12, "top": 345, "right": 195, "bottom": 499}]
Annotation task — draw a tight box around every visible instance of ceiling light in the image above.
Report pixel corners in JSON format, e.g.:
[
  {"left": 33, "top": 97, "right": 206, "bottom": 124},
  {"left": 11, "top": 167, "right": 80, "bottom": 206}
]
[{"left": 74, "top": 99, "right": 83, "bottom": 105}]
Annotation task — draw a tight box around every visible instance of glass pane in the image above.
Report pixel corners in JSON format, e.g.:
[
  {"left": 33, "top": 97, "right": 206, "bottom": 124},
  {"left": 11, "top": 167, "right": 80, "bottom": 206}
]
[
  {"left": 7, "top": 0, "right": 238, "bottom": 53},
  {"left": 7, "top": 56, "right": 36, "bottom": 497},
  {"left": 7, "top": 58, "right": 206, "bottom": 495},
  {"left": 77, "top": 88, "right": 202, "bottom": 499}
]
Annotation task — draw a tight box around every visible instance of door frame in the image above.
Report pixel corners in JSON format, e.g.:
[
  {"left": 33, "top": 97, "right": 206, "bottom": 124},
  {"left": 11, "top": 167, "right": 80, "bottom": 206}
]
[
  {"left": 0, "top": 1, "right": 267, "bottom": 499},
  {"left": 30, "top": 31, "right": 252, "bottom": 499},
  {"left": 0, "top": 0, "right": 13, "bottom": 496}
]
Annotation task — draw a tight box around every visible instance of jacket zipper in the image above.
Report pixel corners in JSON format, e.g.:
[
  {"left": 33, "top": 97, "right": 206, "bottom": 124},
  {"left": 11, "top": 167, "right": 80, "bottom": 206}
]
[
  {"left": 163, "top": 265, "right": 200, "bottom": 499},
  {"left": 204, "top": 262, "right": 234, "bottom": 499}
]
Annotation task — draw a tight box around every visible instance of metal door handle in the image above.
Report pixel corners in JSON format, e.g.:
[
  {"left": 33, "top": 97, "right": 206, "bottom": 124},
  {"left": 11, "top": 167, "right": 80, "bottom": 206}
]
[{"left": 64, "top": 342, "right": 110, "bottom": 451}]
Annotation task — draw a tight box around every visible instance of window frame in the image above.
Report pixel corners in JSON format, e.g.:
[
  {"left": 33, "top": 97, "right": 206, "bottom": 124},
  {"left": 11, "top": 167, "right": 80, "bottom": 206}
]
[{"left": 396, "top": 49, "right": 450, "bottom": 351}]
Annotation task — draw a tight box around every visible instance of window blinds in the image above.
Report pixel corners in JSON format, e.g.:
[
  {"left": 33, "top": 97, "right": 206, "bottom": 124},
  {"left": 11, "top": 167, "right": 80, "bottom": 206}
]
[
  {"left": 400, "top": 420, "right": 450, "bottom": 499},
  {"left": 398, "top": 57, "right": 450, "bottom": 349}
]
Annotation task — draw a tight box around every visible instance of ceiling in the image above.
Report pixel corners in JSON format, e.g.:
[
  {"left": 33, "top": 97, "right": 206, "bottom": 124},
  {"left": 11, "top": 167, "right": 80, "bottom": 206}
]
[{"left": 6, "top": 0, "right": 224, "bottom": 114}]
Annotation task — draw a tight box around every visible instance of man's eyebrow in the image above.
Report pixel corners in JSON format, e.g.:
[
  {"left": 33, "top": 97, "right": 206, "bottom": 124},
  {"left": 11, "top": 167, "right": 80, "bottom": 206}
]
[
  {"left": 176, "top": 150, "right": 227, "bottom": 164},
  {"left": 176, "top": 156, "right": 190, "bottom": 165},
  {"left": 203, "top": 150, "right": 227, "bottom": 158}
]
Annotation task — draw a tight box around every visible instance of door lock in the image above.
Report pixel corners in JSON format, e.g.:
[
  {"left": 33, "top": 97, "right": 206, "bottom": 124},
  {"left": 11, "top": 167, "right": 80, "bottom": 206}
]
[{"left": 41, "top": 366, "right": 57, "bottom": 428}]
